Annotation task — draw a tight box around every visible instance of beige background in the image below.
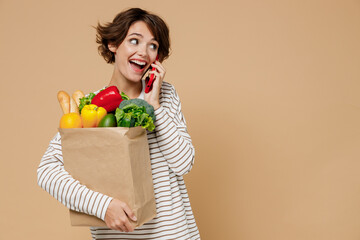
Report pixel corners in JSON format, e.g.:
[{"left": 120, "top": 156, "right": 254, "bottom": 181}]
[{"left": 1, "top": 0, "right": 360, "bottom": 239}]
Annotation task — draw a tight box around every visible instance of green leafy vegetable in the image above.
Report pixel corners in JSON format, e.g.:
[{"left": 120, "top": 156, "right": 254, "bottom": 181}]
[
  {"left": 119, "top": 99, "right": 155, "bottom": 121},
  {"left": 78, "top": 93, "right": 95, "bottom": 113},
  {"left": 115, "top": 99, "right": 155, "bottom": 131},
  {"left": 120, "top": 92, "right": 130, "bottom": 100}
]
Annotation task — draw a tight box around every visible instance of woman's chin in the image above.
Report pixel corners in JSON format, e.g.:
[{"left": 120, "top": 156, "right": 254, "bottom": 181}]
[
  {"left": 126, "top": 75, "right": 143, "bottom": 83},
  {"left": 127, "top": 70, "right": 145, "bottom": 81}
]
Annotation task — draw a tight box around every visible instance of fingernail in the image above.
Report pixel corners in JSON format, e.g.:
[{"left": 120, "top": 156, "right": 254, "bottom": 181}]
[{"left": 133, "top": 216, "right": 137, "bottom": 221}]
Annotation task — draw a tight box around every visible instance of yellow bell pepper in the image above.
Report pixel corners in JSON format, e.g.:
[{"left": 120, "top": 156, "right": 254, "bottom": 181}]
[{"left": 81, "top": 104, "right": 107, "bottom": 127}]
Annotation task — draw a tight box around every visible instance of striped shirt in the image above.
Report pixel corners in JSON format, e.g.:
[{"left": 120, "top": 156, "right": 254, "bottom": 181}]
[{"left": 37, "top": 81, "right": 201, "bottom": 239}]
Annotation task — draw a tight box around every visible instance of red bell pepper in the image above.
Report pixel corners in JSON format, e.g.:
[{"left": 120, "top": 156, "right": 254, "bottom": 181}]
[{"left": 91, "top": 86, "right": 123, "bottom": 112}]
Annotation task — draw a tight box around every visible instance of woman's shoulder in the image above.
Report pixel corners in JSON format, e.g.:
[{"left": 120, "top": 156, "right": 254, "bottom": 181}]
[
  {"left": 160, "top": 81, "right": 177, "bottom": 97},
  {"left": 159, "top": 81, "right": 182, "bottom": 112}
]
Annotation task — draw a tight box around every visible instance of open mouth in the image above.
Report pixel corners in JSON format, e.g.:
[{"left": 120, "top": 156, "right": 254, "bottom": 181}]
[{"left": 129, "top": 59, "right": 147, "bottom": 72}]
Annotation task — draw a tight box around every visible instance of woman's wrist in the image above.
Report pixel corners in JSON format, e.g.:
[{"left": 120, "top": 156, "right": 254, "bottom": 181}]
[
  {"left": 149, "top": 102, "right": 161, "bottom": 110},
  {"left": 153, "top": 104, "right": 161, "bottom": 110}
]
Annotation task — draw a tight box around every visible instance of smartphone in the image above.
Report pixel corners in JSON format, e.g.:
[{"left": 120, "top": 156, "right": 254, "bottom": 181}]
[{"left": 144, "top": 55, "right": 159, "bottom": 93}]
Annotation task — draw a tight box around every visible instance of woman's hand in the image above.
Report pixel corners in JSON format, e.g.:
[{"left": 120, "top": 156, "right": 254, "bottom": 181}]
[
  {"left": 104, "top": 199, "right": 137, "bottom": 232},
  {"left": 144, "top": 60, "right": 166, "bottom": 110}
]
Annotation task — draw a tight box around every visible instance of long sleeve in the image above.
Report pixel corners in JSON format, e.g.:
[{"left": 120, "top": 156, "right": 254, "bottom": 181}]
[
  {"left": 37, "top": 132, "right": 113, "bottom": 221},
  {"left": 153, "top": 84, "right": 195, "bottom": 176}
]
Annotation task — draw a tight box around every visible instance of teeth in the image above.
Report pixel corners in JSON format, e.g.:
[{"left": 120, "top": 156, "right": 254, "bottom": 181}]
[{"left": 130, "top": 60, "right": 146, "bottom": 66}]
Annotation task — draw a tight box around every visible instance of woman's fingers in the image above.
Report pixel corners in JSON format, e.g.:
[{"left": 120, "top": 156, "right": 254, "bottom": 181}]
[
  {"left": 115, "top": 222, "right": 126, "bottom": 232},
  {"left": 122, "top": 203, "right": 137, "bottom": 221},
  {"left": 118, "top": 202, "right": 135, "bottom": 232},
  {"left": 149, "top": 61, "right": 166, "bottom": 83},
  {"left": 110, "top": 220, "right": 125, "bottom": 232},
  {"left": 104, "top": 199, "right": 135, "bottom": 232},
  {"left": 155, "top": 60, "right": 165, "bottom": 71},
  {"left": 151, "top": 61, "right": 166, "bottom": 74},
  {"left": 144, "top": 60, "right": 166, "bottom": 109},
  {"left": 124, "top": 221, "right": 134, "bottom": 232},
  {"left": 149, "top": 71, "right": 161, "bottom": 80},
  {"left": 119, "top": 219, "right": 130, "bottom": 232},
  {"left": 113, "top": 217, "right": 132, "bottom": 232}
]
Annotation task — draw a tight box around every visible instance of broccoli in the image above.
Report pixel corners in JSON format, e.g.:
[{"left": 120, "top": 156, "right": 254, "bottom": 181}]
[{"left": 119, "top": 99, "right": 156, "bottom": 122}]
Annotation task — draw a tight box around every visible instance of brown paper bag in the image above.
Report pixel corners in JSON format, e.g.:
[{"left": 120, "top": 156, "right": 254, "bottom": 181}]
[{"left": 58, "top": 126, "right": 156, "bottom": 228}]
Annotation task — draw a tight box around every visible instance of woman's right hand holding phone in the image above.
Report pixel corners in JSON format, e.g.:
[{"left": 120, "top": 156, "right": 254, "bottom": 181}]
[{"left": 104, "top": 199, "right": 137, "bottom": 232}]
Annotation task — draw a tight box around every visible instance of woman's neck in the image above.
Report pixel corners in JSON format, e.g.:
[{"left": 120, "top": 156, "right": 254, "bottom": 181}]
[{"left": 107, "top": 66, "right": 142, "bottom": 99}]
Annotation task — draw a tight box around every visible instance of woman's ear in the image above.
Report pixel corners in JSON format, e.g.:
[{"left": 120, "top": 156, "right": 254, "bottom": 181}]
[{"left": 108, "top": 43, "right": 117, "bottom": 53}]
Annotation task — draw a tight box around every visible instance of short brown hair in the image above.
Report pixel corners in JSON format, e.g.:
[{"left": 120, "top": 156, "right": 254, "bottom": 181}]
[{"left": 93, "top": 8, "right": 171, "bottom": 64}]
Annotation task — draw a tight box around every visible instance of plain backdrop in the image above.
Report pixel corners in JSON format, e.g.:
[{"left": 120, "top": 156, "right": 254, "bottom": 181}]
[{"left": 1, "top": 0, "right": 360, "bottom": 239}]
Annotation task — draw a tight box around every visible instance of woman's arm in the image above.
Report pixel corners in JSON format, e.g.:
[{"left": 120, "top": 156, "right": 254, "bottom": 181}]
[
  {"left": 153, "top": 85, "right": 195, "bottom": 176},
  {"left": 37, "top": 132, "right": 113, "bottom": 221}
]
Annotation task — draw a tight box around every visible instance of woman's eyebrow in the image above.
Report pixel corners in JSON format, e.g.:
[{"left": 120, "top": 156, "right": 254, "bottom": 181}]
[{"left": 128, "top": 32, "right": 156, "bottom": 41}]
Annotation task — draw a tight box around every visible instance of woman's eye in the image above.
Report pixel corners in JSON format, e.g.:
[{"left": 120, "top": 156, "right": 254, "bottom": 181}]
[
  {"left": 130, "top": 39, "right": 138, "bottom": 45},
  {"left": 150, "top": 43, "right": 158, "bottom": 50}
]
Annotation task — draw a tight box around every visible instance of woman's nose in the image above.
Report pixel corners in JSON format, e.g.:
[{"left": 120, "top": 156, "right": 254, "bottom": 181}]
[{"left": 137, "top": 44, "right": 148, "bottom": 57}]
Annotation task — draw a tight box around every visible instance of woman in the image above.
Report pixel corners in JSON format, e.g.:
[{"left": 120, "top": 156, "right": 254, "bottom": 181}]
[{"left": 37, "top": 7, "right": 200, "bottom": 239}]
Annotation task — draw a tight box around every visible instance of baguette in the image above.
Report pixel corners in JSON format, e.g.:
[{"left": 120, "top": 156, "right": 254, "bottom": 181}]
[
  {"left": 70, "top": 97, "right": 79, "bottom": 113},
  {"left": 72, "top": 90, "right": 85, "bottom": 107},
  {"left": 57, "top": 91, "right": 70, "bottom": 114}
]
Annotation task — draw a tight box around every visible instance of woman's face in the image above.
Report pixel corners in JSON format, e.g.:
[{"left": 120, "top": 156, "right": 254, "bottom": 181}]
[{"left": 109, "top": 21, "right": 159, "bottom": 82}]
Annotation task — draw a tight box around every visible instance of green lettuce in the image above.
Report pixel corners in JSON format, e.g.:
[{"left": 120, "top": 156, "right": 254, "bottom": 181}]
[
  {"left": 78, "top": 93, "right": 95, "bottom": 113},
  {"left": 115, "top": 102, "right": 155, "bottom": 131}
]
